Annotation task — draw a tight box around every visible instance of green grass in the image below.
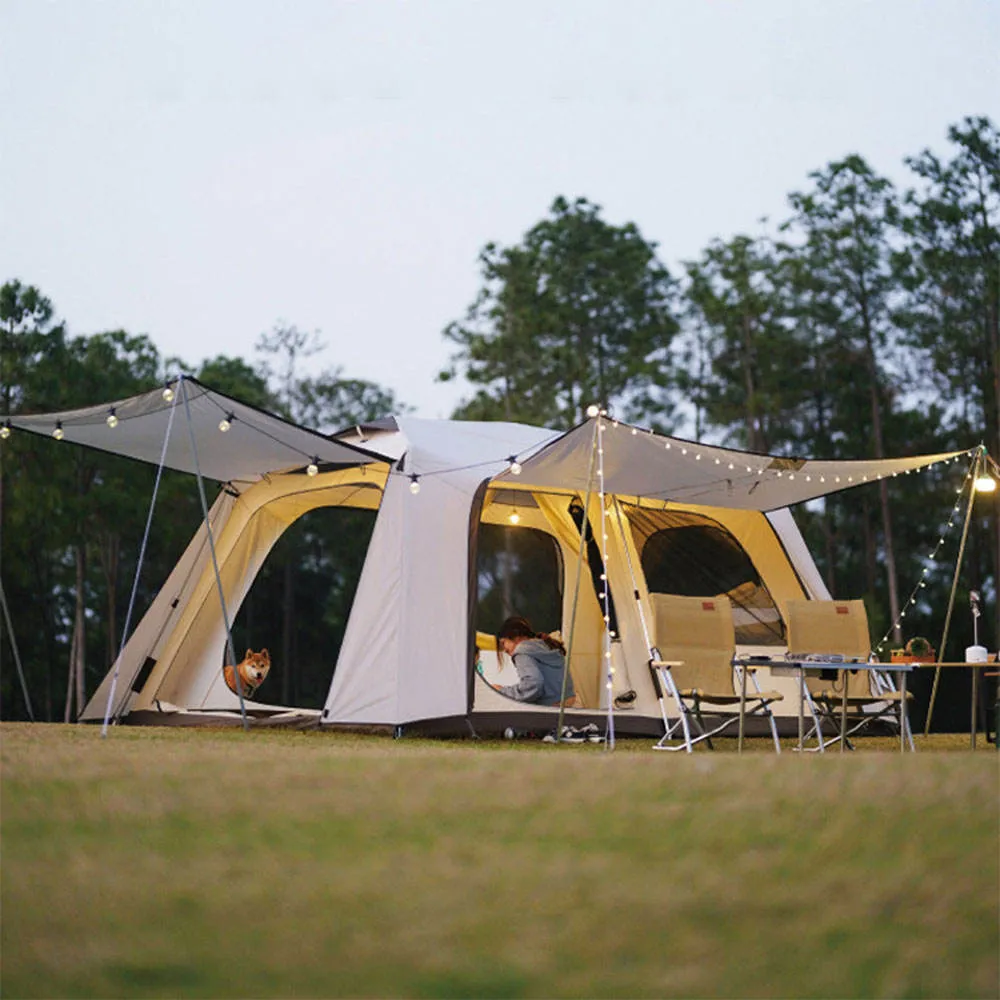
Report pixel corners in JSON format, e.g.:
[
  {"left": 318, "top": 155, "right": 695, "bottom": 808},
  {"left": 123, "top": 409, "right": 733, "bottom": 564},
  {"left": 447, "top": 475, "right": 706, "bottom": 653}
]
[{"left": 1, "top": 724, "right": 997, "bottom": 999}]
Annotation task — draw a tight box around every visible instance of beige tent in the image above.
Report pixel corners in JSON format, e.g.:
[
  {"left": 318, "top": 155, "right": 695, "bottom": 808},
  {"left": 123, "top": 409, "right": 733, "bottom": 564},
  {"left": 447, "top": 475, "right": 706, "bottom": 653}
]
[{"left": 24, "top": 381, "right": 958, "bottom": 737}]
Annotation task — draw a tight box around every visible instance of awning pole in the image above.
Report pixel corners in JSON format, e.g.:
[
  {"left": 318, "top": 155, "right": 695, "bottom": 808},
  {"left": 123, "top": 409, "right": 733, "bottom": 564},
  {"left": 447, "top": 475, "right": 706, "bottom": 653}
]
[
  {"left": 0, "top": 577, "right": 34, "bottom": 721},
  {"left": 596, "top": 416, "right": 615, "bottom": 750},
  {"left": 180, "top": 377, "right": 248, "bottom": 731},
  {"left": 925, "top": 447, "right": 982, "bottom": 734},
  {"left": 556, "top": 418, "right": 600, "bottom": 740},
  {"left": 101, "top": 382, "right": 179, "bottom": 735}
]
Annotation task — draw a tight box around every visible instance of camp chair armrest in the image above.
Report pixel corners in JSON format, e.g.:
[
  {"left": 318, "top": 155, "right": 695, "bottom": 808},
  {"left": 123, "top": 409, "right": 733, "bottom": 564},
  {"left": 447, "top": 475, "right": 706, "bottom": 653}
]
[{"left": 649, "top": 660, "right": 685, "bottom": 668}]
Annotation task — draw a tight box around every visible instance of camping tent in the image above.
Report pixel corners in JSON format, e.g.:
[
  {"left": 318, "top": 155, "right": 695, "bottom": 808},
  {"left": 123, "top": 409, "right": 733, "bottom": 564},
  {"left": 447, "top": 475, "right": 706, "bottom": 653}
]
[{"left": 3, "top": 377, "right": 972, "bottom": 736}]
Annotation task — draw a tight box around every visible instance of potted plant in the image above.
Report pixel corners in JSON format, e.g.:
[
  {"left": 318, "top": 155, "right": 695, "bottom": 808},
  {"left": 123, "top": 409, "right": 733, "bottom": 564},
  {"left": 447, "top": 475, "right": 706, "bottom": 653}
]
[{"left": 891, "top": 636, "right": 936, "bottom": 664}]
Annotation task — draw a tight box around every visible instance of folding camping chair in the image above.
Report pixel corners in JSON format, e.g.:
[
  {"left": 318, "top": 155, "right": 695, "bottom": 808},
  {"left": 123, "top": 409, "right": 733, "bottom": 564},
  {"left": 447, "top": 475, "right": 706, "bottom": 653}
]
[
  {"left": 784, "top": 599, "right": 914, "bottom": 751},
  {"left": 648, "top": 593, "right": 783, "bottom": 752}
]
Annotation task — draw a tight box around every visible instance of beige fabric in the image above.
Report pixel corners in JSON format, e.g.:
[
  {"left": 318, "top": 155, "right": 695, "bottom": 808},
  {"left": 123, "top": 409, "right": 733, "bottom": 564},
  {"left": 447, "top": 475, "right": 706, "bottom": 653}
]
[
  {"left": 534, "top": 493, "right": 604, "bottom": 710},
  {"left": 131, "top": 467, "right": 390, "bottom": 712},
  {"left": 650, "top": 593, "right": 737, "bottom": 697},
  {"left": 784, "top": 599, "right": 874, "bottom": 699}
]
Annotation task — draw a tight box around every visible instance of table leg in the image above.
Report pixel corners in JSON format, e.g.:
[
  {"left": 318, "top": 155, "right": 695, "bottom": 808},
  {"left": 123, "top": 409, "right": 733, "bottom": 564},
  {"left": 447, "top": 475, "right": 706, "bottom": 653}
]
[
  {"left": 798, "top": 667, "right": 804, "bottom": 752},
  {"left": 899, "top": 669, "right": 907, "bottom": 753},
  {"left": 840, "top": 676, "right": 848, "bottom": 754},
  {"left": 738, "top": 664, "right": 747, "bottom": 755},
  {"left": 971, "top": 665, "right": 979, "bottom": 751}
]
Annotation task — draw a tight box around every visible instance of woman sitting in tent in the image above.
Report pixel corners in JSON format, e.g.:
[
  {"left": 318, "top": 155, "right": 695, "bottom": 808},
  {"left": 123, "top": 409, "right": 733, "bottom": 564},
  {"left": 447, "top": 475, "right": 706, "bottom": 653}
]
[{"left": 492, "top": 616, "right": 575, "bottom": 707}]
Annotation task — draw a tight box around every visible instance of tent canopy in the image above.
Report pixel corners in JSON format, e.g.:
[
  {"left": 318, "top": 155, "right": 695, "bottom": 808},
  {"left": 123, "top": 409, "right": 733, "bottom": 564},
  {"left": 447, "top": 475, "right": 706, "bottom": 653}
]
[
  {"left": 496, "top": 418, "right": 970, "bottom": 512},
  {"left": 2, "top": 376, "right": 381, "bottom": 483},
  {"left": 4, "top": 378, "right": 972, "bottom": 505}
]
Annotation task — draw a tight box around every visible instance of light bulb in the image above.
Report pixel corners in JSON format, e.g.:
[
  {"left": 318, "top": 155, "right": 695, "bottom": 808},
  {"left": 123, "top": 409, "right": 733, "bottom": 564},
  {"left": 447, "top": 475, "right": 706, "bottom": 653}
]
[
  {"left": 508, "top": 510, "right": 520, "bottom": 525},
  {"left": 508, "top": 458, "right": 522, "bottom": 475},
  {"left": 106, "top": 410, "right": 118, "bottom": 428},
  {"left": 219, "top": 413, "right": 234, "bottom": 433},
  {"left": 0, "top": 423, "right": 10, "bottom": 440},
  {"left": 974, "top": 475, "right": 996, "bottom": 493},
  {"left": 307, "top": 461, "right": 319, "bottom": 477},
  {"left": 162, "top": 385, "right": 175, "bottom": 402},
  {"left": 586, "top": 404, "right": 600, "bottom": 418},
  {"left": 52, "top": 422, "right": 64, "bottom": 441},
  {"left": 409, "top": 476, "right": 421, "bottom": 495}
]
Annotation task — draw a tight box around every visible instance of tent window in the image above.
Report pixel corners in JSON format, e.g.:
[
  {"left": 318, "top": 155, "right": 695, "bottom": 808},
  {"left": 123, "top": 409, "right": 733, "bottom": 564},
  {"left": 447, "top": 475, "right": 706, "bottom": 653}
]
[
  {"left": 624, "top": 506, "right": 785, "bottom": 645},
  {"left": 476, "top": 523, "right": 563, "bottom": 637},
  {"left": 231, "top": 506, "right": 378, "bottom": 709}
]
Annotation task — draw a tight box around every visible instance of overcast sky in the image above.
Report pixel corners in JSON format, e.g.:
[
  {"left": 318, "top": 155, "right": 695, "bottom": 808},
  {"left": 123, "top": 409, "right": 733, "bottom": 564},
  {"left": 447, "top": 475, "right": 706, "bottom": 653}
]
[{"left": 2, "top": 0, "right": 998, "bottom": 421}]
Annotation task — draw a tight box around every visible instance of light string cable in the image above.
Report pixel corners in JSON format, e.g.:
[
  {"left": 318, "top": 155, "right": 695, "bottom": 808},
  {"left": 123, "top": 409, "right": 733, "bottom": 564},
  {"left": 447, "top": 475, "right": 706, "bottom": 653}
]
[
  {"left": 101, "top": 382, "right": 180, "bottom": 735},
  {"left": 396, "top": 429, "right": 567, "bottom": 495},
  {"left": 179, "top": 377, "right": 249, "bottom": 731},
  {"left": 196, "top": 391, "right": 329, "bottom": 470},
  {"left": 597, "top": 413, "right": 615, "bottom": 750},
  {"left": 872, "top": 448, "right": 980, "bottom": 660}
]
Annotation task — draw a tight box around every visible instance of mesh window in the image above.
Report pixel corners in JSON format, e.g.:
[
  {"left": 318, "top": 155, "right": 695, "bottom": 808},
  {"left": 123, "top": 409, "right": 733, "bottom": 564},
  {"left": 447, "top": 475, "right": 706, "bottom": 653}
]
[
  {"left": 624, "top": 505, "right": 785, "bottom": 645},
  {"left": 476, "top": 523, "right": 563, "bottom": 637}
]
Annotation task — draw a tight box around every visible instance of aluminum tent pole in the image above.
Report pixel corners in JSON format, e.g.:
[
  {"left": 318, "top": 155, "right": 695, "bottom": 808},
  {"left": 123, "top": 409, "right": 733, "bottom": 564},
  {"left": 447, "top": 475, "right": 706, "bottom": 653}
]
[
  {"left": 556, "top": 417, "right": 600, "bottom": 741},
  {"left": 180, "top": 377, "right": 248, "bottom": 731},
  {"left": 101, "top": 384, "right": 179, "bottom": 735},
  {"left": 925, "top": 448, "right": 982, "bottom": 735},
  {"left": 0, "top": 577, "right": 34, "bottom": 721}
]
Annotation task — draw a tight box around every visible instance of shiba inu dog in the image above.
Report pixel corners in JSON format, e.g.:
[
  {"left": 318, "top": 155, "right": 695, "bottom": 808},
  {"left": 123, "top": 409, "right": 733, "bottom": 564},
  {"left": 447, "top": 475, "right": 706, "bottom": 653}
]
[{"left": 224, "top": 648, "right": 271, "bottom": 699}]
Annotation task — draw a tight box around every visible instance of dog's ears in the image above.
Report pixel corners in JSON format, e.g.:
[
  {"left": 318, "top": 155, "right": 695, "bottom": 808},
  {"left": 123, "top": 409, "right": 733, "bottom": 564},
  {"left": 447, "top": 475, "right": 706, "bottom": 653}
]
[
  {"left": 260, "top": 647, "right": 269, "bottom": 659},
  {"left": 244, "top": 648, "right": 253, "bottom": 659}
]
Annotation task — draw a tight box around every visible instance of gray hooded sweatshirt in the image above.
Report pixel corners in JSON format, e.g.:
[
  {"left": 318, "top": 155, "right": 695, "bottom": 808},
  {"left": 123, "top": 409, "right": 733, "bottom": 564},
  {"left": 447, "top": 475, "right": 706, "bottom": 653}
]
[{"left": 498, "top": 637, "right": 574, "bottom": 706}]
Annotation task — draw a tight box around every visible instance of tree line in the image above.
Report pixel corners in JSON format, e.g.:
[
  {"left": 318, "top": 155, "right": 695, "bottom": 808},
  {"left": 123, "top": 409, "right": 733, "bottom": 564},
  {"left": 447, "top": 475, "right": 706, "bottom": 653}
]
[{"left": 1, "top": 115, "right": 997, "bottom": 728}]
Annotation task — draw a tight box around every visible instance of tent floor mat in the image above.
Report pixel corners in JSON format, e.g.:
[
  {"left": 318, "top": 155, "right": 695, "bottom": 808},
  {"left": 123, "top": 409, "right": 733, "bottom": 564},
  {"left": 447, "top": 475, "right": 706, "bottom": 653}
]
[{"left": 117, "top": 708, "right": 323, "bottom": 729}]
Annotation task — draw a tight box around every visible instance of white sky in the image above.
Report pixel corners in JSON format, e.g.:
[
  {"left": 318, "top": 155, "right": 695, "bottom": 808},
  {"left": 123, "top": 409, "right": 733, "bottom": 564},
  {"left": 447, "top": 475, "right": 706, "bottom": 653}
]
[{"left": 2, "top": 0, "right": 998, "bottom": 420}]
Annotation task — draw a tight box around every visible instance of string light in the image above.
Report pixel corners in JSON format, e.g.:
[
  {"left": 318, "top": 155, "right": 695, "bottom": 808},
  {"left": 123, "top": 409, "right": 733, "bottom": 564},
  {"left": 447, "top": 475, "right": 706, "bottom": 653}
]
[
  {"left": 52, "top": 421, "right": 64, "bottom": 441},
  {"left": 596, "top": 413, "right": 614, "bottom": 750},
  {"left": 508, "top": 506, "right": 520, "bottom": 525},
  {"left": 409, "top": 475, "right": 421, "bottom": 495},
  {"left": 307, "top": 459, "right": 319, "bottom": 477},
  {"left": 106, "top": 408, "right": 118, "bottom": 428},
  {"left": 0, "top": 421, "right": 10, "bottom": 440},
  {"left": 586, "top": 404, "right": 600, "bottom": 418},
  {"left": 508, "top": 456, "right": 522, "bottom": 475},
  {"left": 218, "top": 413, "right": 234, "bottom": 433},
  {"left": 874, "top": 453, "right": 977, "bottom": 654},
  {"left": 162, "top": 383, "right": 175, "bottom": 402}
]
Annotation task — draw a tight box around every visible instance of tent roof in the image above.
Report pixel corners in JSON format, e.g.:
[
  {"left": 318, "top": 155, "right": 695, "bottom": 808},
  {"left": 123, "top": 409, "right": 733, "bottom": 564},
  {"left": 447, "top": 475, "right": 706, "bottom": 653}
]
[
  {"left": 2, "top": 376, "right": 382, "bottom": 482},
  {"left": 4, "top": 380, "right": 975, "bottom": 505},
  {"left": 494, "top": 418, "right": 973, "bottom": 512}
]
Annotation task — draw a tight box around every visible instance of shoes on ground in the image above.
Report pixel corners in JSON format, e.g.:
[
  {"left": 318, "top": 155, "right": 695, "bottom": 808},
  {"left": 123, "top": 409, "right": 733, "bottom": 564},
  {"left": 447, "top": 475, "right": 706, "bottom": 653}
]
[{"left": 543, "top": 724, "right": 602, "bottom": 744}]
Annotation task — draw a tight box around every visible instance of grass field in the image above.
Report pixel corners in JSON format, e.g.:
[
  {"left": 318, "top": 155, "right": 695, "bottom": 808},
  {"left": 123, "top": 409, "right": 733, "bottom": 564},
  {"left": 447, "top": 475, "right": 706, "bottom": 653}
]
[{"left": 1, "top": 723, "right": 997, "bottom": 999}]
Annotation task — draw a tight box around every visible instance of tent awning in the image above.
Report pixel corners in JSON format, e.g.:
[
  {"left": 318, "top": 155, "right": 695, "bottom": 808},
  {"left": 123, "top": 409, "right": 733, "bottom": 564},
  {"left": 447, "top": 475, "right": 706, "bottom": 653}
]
[
  {"left": 1, "top": 376, "right": 382, "bottom": 482},
  {"left": 494, "top": 418, "right": 973, "bottom": 511}
]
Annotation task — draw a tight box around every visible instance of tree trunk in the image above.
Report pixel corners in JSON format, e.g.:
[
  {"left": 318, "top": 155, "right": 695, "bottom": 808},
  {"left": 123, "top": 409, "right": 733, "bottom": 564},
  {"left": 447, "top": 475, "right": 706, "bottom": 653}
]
[
  {"left": 75, "top": 545, "right": 86, "bottom": 716},
  {"left": 64, "top": 621, "right": 78, "bottom": 724},
  {"left": 859, "top": 287, "right": 902, "bottom": 642},
  {"left": 823, "top": 506, "right": 837, "bottom": 596},
  {"left": 741, "top": 310, "right": 763, "bottom": 451},
  {"left": 862, "top": 496, "right": 878, "bottom": 599},
  {"left": 101, "top": 533, "right": 119, "bottom": 667}
]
